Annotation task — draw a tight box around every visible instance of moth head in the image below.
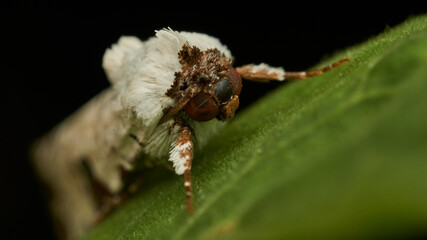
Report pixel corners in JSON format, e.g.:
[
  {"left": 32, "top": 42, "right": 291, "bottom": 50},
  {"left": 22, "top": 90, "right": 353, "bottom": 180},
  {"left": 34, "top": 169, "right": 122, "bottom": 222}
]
[
  {"left": 183, "top": 66, "right": 242, "bottom": 121},
  {"left": 160, "top": 45, "right": 242, "bottom": 124}
]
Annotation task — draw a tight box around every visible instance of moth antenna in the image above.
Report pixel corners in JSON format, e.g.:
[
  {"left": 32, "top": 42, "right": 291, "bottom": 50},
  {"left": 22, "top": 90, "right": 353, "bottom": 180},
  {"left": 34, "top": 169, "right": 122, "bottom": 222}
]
[
  {"left": 284, "top": 57, "right": 350, "bottom": 80},
  {"left": 236, "top": 57, "right": 350, "bottom": 82}
]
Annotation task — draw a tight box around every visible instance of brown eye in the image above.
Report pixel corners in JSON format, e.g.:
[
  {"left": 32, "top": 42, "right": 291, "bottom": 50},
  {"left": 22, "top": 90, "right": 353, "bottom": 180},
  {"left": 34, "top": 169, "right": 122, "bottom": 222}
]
[
  {"left": 184, "top": 93, "right": 219, "bottom": 121},
  {"left": 228, "top": 66, "right": 242, "bottom": 95}
]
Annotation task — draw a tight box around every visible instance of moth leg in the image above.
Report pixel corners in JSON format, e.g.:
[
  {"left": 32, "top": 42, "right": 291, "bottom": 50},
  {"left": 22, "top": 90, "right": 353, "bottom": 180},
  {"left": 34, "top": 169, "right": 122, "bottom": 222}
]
[
  {"left": 170, "top": 120, "right": 194, "bottom": 214},
  {"left": 236, "top": 57, "right": 349, "bottom": 82}
]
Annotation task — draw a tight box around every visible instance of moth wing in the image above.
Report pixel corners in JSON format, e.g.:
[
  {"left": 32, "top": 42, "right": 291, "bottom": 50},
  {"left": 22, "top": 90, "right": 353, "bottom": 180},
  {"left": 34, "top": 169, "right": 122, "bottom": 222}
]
[
  {"left": 32, "top": 88, "right": 144, "bottom": 240},
  {"left": 102, "top": 36, "right": 144, "bottom": 85}
]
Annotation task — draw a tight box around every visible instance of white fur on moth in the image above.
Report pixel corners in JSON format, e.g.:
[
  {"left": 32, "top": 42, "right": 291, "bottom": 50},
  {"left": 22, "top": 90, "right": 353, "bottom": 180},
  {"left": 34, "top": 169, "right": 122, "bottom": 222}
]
[{"left": 32, "top": 28, "right": 349, "bottom": 240}]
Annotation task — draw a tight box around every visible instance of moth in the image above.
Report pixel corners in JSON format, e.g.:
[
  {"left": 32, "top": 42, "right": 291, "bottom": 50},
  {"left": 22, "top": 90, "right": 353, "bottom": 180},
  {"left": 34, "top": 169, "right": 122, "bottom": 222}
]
[{"left": 32, "top": 28, "right": 349, "bottom": 240}]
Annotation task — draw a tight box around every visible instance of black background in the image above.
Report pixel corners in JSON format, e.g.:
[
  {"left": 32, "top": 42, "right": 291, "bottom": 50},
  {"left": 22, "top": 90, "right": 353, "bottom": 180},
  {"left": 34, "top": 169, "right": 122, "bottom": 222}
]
[{"left": 2, "top": 3, "right": 426, "bottom": 240}]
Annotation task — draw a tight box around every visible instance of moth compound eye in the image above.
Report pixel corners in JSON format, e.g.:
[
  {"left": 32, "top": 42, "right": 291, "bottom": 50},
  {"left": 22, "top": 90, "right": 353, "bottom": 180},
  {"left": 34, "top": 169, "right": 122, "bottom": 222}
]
[
  {"left": 215, "top": 79, "right": 234, "bottom": 104},
  {"left": 184, "top": 93, "right": 219, "bottom": 121},
  {"left": 228, "top": 66, "right": 242, "bottom": 96}
]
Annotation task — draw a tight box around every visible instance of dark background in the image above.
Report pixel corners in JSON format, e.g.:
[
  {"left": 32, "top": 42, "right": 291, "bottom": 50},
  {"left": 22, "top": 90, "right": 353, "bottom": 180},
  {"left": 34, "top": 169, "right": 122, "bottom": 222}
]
[{"left": 2, "top": 4, "right": 426, "bottom": 240}]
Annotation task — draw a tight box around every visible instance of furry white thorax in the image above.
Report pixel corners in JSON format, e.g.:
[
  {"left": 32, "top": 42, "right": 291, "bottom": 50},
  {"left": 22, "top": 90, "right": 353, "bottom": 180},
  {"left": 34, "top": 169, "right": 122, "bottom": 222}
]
[{"left": 102, "top": 28, "right": 231, "bottom": 171}]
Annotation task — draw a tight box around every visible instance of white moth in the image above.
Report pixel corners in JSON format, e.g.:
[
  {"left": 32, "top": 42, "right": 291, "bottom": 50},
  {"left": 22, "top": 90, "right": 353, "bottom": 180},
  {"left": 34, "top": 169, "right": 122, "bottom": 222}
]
[{"left": 32, "top": 27, "right": 349, "bottom": 240}]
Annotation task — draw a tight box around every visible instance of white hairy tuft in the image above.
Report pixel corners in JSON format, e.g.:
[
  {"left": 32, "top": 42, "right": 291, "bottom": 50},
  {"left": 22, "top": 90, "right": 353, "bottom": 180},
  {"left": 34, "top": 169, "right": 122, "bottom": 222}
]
[
  {"left": 102, "top": 36, "right": 144, "bottom": 85},
  {"left": 180, "top": 31, "right": 232, "bottom": 59},
  {"left": 170, "top": 141, "right": 192, "bottom": 175}
]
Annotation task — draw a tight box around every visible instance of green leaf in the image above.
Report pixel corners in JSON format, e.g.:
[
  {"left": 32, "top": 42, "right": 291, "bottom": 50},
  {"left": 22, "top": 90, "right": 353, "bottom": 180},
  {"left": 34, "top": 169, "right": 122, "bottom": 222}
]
[{"left": 82, "top": 16, "right": 427, "bottom": 240}]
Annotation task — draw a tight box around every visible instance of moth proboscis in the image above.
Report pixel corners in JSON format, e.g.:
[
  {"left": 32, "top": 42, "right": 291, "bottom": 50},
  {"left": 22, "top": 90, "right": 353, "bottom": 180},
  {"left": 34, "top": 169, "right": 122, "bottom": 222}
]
[{"left": 32, "top": 27, "right": 349, "bottom": 240}]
